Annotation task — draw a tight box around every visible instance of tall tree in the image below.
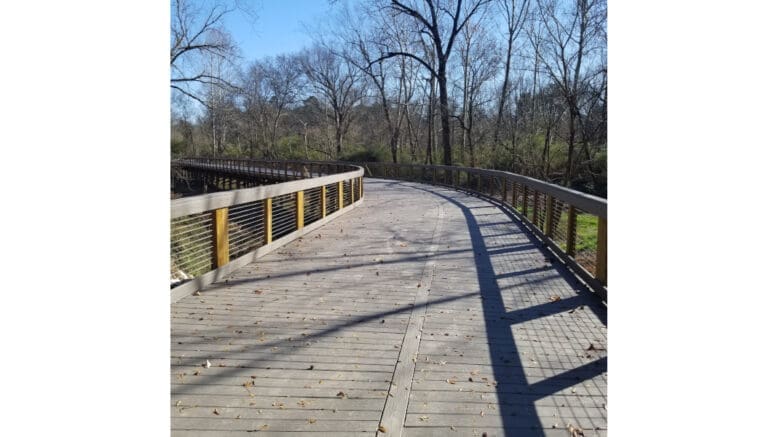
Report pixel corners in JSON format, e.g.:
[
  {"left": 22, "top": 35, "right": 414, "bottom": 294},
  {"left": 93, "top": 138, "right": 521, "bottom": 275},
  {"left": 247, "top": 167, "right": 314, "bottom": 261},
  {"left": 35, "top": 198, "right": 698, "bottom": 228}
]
[
  {"left": 301, "top": 45, "right": 364, "bottom": 157},
  {"left": 170, "top": 0, "right": 239, "bottom": 107},
  {"left": 530, "top": 0, "right": 606, "bottom": 186},
  {"left": 492, "top": 0, "right": 529, "bottom": 161},
  {"left": 374, "top": 0, "right": 493, "bottom": 166}
]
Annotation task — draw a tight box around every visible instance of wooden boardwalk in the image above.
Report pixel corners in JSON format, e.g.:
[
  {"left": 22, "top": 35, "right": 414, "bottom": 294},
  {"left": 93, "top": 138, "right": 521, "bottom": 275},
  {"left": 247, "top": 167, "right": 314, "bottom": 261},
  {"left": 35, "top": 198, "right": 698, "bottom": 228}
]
[{"left": 171, "top": 179, "right": 607, "bottom": 436}]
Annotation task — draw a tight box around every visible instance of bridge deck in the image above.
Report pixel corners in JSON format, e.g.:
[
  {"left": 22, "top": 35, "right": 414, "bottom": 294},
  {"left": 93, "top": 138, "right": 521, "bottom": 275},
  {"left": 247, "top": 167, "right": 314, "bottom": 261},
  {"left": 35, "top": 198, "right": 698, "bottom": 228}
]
[{"left": 171, "top": 179, "right": 607, "bottom": 436}]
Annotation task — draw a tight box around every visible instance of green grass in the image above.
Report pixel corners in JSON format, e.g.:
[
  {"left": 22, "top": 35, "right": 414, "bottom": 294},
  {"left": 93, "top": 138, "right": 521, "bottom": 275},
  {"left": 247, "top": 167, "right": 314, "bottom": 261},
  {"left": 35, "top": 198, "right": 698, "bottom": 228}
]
[{"left": 516, "top": 205, "right": 599, "bottom": 256}]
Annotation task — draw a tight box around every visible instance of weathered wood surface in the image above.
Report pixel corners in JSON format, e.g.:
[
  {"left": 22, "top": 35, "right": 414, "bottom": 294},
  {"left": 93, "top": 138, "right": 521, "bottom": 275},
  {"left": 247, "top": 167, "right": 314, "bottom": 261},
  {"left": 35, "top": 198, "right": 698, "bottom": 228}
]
[{"left": 172, "top": 179, "right": 607, "bottom": 436}]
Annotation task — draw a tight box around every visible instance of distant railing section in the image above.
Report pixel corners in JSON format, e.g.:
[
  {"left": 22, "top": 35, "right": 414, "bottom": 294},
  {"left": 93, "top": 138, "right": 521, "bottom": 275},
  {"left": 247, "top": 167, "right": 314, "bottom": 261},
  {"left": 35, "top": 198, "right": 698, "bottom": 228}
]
[
  {"left": 355, "top": 162, "right": 607, "bottom": 299},
  {"left": 171, "top": 158, "right": 364, "bottom": 290}
]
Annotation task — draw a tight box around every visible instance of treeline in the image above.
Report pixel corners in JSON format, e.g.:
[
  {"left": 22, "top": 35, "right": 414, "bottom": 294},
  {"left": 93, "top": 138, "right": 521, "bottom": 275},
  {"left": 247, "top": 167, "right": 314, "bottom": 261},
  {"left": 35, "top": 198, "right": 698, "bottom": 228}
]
[{"left": 171, "top": 0, "right": 607, "bottom": 196}]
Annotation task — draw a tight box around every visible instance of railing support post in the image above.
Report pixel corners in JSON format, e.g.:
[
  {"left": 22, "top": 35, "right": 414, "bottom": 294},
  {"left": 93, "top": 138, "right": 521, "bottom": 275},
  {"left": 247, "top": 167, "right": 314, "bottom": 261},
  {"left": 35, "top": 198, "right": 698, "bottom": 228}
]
[
  {"left": 512, "top": 183, "right": 517, "bottom": 208},
  {"left": 544, "top": 196, "right": 555, "bottom": 235},
  {"left": 522, "top": 185, "right": 528, "bottom": 216},
  {"left": 264, "top": 198, "right": 273, "bottom": 244},
  {"left": 338, "top": 181, "right": 344, "bottom": 210},
  {"left": 502, "top": 177, "right": 507, "bottom": 202},
  {"left": 296, "top": 191, "right": 304, "bottom": 230},
  {"left": 350, "top": 179, "right": 355, "bottom": 204},
  {"left": 360, "top": 177, "right": 364, "bottom": 199},
  {"left": 596, "top": 218, "right": 607, "bottom": 285},
  {"left": 566, "top": 206, "right": 577, "bottom": 256},
  {"left": 213, "top": 208, "right": 229, "bottom": 268},
  {"left": 321, "top": 186, "right": 327, "bottom": 217}
]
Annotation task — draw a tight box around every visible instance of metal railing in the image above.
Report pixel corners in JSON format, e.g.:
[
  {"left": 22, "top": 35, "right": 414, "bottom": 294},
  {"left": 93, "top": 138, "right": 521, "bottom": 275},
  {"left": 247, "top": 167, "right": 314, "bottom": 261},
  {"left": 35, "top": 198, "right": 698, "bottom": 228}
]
[
  {"left": 170, "top": 158, "right": 364, "bottom": 298},
  {"left": 354, "top": 162, "right": 607, "bottom": 300}
]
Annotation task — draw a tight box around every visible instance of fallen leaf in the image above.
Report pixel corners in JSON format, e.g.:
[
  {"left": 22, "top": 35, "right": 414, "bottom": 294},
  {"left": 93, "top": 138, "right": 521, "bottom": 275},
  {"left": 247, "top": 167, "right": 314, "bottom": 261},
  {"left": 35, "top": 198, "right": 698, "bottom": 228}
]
[
  {"left": 193, "top": 371, "right": 200, "bottom": 376},
  {"left": 204, "top": 360, "right": 211, "bottom": 368},
  {"left": 307, "top": 365, "right": 315, "bottom": 370},
  {"left": 297, "top": 400, "right": 308, "bottom": 407},
  {"left": 212, "top": 409, "right": 219, "bottom": 415},
  {"left": 567, "top": 423, "right": 585, "bottom": 436},
  {"left": 336, "top": 391, "right": 347, "bottom": 398},
  {"left": 550, "top": 295, "right": 562, "bottom": 302},
  {"left": 480, "top": 410, "right": 485, "bottom": 417},
  {"left": 378, "top": 425, "right": 387, "bottom": 433},
  {"left": 254, "top": 290, "right": 263, "bottom": 295},
  {"left": 445, "top": 378, "right": 457, "bottom": 384},
  {"left": 419, "top": 415, "right": 429, "bottom": 421},
  {"left": 308, "top": 418, "right": 317, "bottom": 424}
]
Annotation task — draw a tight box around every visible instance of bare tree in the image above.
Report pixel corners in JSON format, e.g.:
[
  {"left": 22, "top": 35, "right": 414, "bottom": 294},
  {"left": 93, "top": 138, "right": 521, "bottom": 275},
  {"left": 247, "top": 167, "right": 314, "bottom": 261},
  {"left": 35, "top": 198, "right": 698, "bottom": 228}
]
[
  {"left": 301, "top": 45, "right": 364, "bottom": 157},
  {"left": 373, "top": 0, "right": 493, "bottom": 166},
  {"left": 530, "top": 0, "right": 606, "bottom": 186},
  {"left": 170, "top": 0, "right": 240, "bottom": 107},
  {"left": 492, "top": 0, "right": 529, "bottom": 160},
  {"left": 455, "top": 18, "right": 499, "bottom": 167}
]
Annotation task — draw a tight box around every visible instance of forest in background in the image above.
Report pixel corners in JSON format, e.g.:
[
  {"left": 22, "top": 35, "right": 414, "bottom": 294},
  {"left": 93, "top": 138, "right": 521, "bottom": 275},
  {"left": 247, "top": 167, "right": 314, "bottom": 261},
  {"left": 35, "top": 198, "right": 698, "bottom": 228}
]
[{"left": 171, "top": 0, "right": 607, "bottom": 196}]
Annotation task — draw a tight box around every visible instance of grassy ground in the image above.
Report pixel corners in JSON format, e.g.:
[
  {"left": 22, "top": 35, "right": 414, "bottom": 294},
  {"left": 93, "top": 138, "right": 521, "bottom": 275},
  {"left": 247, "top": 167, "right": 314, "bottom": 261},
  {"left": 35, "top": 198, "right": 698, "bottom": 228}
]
[{"left": 517, "top": 205, "right": 599, "bottom": 272}]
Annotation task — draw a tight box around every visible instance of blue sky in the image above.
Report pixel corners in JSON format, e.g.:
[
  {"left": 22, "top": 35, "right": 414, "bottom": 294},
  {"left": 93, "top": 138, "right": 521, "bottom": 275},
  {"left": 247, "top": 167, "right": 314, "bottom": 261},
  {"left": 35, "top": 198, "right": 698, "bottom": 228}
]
[{"left": 223, "top": 0, "right": 338, "bottom": 61}]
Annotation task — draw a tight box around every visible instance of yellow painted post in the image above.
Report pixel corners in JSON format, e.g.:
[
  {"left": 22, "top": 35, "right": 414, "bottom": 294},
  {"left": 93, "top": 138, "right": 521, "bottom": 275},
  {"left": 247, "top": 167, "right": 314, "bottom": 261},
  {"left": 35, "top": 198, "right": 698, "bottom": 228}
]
[
  {"left": 595, "top": 218, "right": 607, "bottom": 285},
  {"left": 350, "top": 179, "right": 355, "bottom": 204},
  {"left": 544, "top": 196, "right": 555, "bottom": 236},
  {"left": 566, "top": 206, "right": 577, "bottom": 256},
  {"left": 360, "top": 177, "right": 364, "bottom": 199},
  {"left": 321, "top": 186, "right": 327, "bottom": 217},
  {"left": 213, "top": 208, "right": 229, "bottom": 268},
  {"left": 264, "top": 198, "right": 273, "bottom": 244},
  {"left": 296, "top": 191, "right": 304, "bottom": 230},
  {"left": 338, "top": 181, "right": 344, "bottom": 210}
]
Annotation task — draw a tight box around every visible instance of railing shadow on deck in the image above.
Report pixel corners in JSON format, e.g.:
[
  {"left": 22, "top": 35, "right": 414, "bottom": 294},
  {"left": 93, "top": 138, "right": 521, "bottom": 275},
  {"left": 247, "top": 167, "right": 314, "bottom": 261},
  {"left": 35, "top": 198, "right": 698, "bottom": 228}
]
[
  {"left": 398, "top": 181, "right": 606, "bottom": 434},
  {"left": 172, "top": 178, "right": 606, "bottom": 435}
]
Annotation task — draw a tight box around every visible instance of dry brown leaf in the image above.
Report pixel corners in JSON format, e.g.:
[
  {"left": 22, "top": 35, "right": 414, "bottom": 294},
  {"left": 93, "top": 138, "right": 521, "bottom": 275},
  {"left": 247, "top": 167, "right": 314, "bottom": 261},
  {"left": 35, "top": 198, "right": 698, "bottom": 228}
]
[
  {"left": 307, "top": 418, "right": 317, "bottom": 424},
  {"left": 378, "top": 425, "right": 387, "bottom": 433},
  {"left": 336, "top": 391, "right": 347, "bottom": 398},
  {"left": 480, "top": 410, "right": 485, "bottom": 417},
  {"left": 297, "top": 400, "right": 308, "bottom": 407},
  {"left": 567, "top": 423, "right": 585, "bottom": 436},
  {"left": 254, "top": 290, "right": 263, "bottom": 295},
  {"left": 212, "top": 409, "right": 220, "bottom": 415},
  {"left": 419, "top": 415, "right": 429, "bottom": 421},
  {"left": 550, "top": 295, "right": 562, "bottom": 302}
]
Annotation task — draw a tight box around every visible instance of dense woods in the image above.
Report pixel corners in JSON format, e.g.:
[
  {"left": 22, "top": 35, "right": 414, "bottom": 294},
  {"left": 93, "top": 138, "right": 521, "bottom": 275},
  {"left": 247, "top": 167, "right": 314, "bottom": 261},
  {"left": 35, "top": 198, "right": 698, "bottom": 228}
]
[{"left": 171, "top": 0, "right": 607, "bottom": 196}]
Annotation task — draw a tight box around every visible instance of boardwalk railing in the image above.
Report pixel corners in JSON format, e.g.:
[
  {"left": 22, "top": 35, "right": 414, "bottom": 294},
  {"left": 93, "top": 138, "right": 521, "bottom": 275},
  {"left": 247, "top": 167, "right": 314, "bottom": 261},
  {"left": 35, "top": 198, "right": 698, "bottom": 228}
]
[
  {"left": 170, "top": 158, "right": 364, "bottom": 301},
  {"left": 355, "top": 162, "right": 607, "bottom": 299}
]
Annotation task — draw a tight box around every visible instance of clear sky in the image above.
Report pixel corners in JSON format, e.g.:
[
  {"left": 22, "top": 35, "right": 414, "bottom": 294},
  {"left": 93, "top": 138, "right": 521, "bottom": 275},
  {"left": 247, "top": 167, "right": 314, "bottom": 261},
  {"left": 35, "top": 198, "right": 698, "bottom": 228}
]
[{"left": 223, "top": 0, "right": 339, "bottom": 61}]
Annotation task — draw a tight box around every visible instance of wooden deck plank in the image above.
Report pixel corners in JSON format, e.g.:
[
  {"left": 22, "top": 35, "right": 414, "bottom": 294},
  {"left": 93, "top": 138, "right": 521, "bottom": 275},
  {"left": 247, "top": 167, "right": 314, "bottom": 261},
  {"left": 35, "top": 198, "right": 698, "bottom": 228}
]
[{"left": 171, "top": 179, "right": 607, "bottom": 435}]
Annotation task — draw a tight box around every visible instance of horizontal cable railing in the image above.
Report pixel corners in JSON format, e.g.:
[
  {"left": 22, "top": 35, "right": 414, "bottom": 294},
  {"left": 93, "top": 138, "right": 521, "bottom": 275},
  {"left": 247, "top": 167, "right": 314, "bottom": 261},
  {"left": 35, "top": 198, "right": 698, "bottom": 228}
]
[
  {"left": 170, "top": 158, "right": 364, "bottom": 290},
  {"left": 354, "top": 162, "right": 607, "bottom": 300}
]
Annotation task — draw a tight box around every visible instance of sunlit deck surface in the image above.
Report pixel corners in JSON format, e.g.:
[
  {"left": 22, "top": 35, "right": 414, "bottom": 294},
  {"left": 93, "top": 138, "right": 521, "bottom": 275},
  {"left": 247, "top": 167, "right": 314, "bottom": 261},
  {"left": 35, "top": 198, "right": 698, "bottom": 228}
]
[{"left": 171, "top": 179, "right": 607, "bottom": 436}]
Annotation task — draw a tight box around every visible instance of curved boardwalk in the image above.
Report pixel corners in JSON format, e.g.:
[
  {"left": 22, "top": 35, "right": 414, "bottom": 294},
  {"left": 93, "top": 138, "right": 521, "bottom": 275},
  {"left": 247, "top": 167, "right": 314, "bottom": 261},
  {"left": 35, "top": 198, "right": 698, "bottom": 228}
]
[{"left": 171, "top": 179, "right": 607, "bottom": 437}]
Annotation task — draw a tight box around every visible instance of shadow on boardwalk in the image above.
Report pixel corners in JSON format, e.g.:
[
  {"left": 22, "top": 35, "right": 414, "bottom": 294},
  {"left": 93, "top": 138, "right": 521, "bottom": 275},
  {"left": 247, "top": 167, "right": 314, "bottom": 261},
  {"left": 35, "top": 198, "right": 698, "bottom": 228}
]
[{"left": 172, "top": 179, "right": 607, "bottom": 436}]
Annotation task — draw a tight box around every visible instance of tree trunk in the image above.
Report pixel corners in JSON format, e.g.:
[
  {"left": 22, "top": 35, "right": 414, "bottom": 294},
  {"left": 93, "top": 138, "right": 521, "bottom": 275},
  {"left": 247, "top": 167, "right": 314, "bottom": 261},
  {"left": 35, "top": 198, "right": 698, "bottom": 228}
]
[{"left": 437, "top": 70, "right": 452, "bottom": 166}]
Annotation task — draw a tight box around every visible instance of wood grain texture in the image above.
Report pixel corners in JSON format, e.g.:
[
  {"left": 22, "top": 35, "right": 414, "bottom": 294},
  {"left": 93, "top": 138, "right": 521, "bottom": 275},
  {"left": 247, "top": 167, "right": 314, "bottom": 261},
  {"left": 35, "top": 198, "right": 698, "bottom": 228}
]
[{"left": 172, "top": 179, "right": 607, "bottom": 436}]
